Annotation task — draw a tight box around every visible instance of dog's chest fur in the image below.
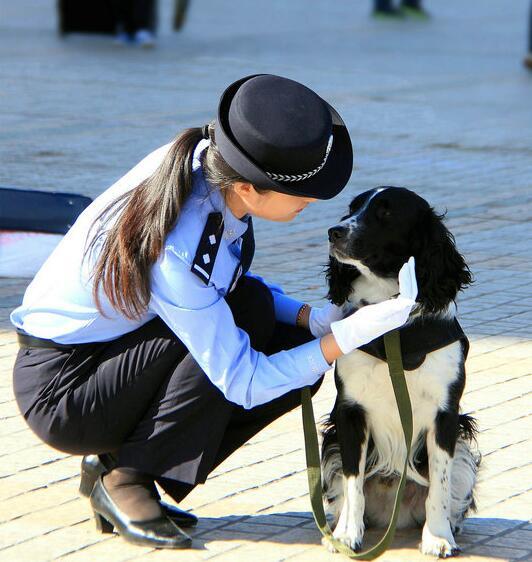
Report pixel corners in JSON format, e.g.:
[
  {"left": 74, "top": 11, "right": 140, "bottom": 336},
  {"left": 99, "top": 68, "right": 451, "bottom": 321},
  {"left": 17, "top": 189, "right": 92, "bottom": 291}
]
[
  {"left": 345, "top": 260, "right": 398, "bottom": 307},
  {"left": 336, "top": 277, "right": 463, "bottom": 484}
]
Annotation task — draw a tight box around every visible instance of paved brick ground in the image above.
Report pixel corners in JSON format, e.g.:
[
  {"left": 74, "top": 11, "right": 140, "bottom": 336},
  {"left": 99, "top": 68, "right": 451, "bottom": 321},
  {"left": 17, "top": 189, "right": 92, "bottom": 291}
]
[{"left": 0, "top": 0, "right": 531, "bottom": 560}]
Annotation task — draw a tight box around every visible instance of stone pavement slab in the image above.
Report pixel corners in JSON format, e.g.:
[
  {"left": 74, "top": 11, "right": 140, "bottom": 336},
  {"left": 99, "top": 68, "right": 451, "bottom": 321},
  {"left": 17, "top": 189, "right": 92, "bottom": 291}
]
[{"left": 1, "top": 0, "right": 531, "bottom": 560}]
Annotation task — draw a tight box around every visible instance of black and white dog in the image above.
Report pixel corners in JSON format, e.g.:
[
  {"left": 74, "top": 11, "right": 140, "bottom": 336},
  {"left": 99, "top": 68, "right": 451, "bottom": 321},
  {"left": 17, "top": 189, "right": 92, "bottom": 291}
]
[{"left": 321, "top": 187, "right": 480, "bottom": 558}]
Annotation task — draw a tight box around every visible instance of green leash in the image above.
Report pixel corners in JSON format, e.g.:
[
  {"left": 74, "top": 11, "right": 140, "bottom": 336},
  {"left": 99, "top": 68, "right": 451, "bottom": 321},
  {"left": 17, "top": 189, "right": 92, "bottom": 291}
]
[{"left": 301, "top": 330, "right": 413, "bottom": 559}]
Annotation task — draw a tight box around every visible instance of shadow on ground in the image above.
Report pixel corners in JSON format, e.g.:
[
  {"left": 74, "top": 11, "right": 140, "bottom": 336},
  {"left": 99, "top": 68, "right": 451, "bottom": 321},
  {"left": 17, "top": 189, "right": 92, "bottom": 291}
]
[{"left": 185, "top": 511, "right": 528, "bottom": 558}]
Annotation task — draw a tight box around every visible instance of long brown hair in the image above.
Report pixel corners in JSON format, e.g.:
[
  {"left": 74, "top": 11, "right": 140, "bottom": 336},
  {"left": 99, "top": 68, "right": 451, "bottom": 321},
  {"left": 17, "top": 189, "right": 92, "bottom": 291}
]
[{"left": 87, "top": 123, "right": 249, "bottom": 320}]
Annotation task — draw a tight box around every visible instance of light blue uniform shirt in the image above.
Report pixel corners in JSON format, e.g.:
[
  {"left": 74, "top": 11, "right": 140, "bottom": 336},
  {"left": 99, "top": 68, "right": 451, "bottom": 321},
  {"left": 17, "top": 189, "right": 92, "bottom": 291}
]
[{"left": 11, "top": 141, "right": 330, "bottom": 409}]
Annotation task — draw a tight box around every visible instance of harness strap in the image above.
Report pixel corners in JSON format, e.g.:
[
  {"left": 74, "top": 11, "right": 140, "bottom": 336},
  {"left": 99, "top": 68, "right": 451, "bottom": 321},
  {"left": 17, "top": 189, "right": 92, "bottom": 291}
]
[{"left": 301, "top": 329, "right": 413, "bottom": 559}]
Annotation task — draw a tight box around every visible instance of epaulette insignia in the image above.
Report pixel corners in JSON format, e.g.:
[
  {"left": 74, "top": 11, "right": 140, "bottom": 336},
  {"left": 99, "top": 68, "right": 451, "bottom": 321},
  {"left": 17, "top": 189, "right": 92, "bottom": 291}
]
[{"left": 191, "top": 212, "right": 224, "bottom": 284}]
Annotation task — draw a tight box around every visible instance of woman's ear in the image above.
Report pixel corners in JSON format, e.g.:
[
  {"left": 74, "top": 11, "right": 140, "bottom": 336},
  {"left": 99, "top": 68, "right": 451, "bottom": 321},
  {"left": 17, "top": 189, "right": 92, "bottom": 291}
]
[
  {"left": 413, "top": 209, "right": 473, "bottom": 312},
  {"left": 232, "top": 182, "right": 256, "bottom": 198},
  {"left": 325, "top": 256, "right": 361, "bottom": 305}
]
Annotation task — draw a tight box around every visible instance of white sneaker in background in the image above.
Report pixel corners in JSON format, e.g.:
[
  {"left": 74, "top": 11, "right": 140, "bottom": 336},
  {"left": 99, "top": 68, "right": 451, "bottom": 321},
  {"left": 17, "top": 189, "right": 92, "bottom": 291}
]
[{"left": 133, "top": 29, "right": 156, "bottom": 48}]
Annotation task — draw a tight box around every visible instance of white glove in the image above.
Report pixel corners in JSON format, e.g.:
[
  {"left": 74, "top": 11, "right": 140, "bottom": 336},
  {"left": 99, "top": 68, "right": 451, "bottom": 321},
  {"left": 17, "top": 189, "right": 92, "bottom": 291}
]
[
  {"left": 330, "top": 257, "right": 418, "bottom": 354},
  {"left": 308, "top": 302, "right": 346, "bottom": 338}
]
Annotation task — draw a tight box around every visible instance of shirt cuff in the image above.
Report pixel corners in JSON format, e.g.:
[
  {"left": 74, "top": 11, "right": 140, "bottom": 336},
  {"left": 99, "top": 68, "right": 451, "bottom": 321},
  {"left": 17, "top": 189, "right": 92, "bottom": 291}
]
[
  {"left": 292, "top": 337, "right": 331, "bottom": 378},
  {"left": 272, "top": 292, "right": 305, "bottom": 325}
]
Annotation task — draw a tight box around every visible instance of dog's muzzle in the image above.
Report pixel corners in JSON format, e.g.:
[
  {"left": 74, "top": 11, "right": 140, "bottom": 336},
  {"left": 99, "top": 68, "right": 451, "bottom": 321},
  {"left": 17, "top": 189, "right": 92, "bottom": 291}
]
[
  {"left": 328, "top": 224, "right": 356, "bottom": 260},
  {"left": 328, "top": 225, "right": 349, "bottom": 243}
]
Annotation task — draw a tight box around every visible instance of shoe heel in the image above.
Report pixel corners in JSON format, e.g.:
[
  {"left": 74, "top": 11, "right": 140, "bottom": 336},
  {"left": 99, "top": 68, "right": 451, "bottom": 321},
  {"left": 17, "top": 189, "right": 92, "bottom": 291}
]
[
  {"left": 79, "top": 467, "right": 97, "bottom": 497},
  {"left": 94, "top": 511, "right": 114, "bottom": 534}
]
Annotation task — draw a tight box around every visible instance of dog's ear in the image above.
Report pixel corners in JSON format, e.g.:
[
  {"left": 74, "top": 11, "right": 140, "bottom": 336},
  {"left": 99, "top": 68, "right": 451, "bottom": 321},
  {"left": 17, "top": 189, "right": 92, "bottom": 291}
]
[
  {"left": 412, "top": 208, "right": 473, "bottom": 312},
  {"left": 325, "top": 256, "right": 361, "bottom": 305}
]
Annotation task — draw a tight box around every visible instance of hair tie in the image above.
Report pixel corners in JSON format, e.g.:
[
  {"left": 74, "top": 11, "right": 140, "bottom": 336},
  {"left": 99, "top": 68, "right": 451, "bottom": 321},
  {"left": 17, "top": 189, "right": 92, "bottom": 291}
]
[{"left": 201, "top": 124, "right": 210, "bottom": 140}]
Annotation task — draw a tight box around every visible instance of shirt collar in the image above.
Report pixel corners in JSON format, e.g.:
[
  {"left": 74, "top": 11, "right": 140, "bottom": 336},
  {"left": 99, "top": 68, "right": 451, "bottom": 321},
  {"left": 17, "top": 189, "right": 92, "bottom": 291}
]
[{"left": 192, "top": 140, "right": 249, "bottom": 244}]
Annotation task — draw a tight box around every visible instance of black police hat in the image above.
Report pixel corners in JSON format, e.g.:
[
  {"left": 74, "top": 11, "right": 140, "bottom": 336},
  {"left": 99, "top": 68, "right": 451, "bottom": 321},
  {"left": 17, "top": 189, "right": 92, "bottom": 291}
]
[{"left": 213, "top": 74, "right": 353, "bottom": 200}]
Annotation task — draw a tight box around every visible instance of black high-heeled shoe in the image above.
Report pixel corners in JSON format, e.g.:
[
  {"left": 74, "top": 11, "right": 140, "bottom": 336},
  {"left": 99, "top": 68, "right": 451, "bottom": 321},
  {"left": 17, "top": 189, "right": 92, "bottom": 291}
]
[
  {"left": 80, "top": 455, "right": 198, "bottom": 528},
  {"left": 79, "top": 454, "right": 115, "bottom": 496},
  {"left": 90, "top": 476, "right": 192, "bottom": 549}
]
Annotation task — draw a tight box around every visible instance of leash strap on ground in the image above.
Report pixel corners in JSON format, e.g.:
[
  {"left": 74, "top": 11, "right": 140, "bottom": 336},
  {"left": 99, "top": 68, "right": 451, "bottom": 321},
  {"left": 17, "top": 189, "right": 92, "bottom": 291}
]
[{"left": 301, "top": 329, "right": 413, "bottom": 559}]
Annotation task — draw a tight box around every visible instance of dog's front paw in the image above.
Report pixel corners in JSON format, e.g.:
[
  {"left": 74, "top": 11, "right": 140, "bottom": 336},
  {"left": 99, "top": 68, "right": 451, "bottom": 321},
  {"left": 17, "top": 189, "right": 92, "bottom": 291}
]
[
  {"left": 323, "top": 535, "right": 363, "bottom": 554},
  {"left": 326, "top": 523, "right": 364, "bottom": 553},
  {"left": 421, "top": 525, "right": 461, "bottom": 558},
  {"left": 322, "top": 536, "right": 338, "bottom": 553}
]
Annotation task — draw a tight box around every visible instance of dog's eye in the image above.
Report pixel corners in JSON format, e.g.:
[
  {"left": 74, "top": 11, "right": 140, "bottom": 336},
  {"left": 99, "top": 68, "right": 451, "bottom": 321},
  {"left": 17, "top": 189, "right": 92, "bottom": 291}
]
[{"left": 376, "top": 207, "right": 392, "bottom": 220}]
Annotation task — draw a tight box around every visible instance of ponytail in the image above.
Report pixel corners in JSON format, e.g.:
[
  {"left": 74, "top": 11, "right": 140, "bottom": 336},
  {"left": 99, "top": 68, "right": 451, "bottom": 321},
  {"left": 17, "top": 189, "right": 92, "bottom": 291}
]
[{"left": 89, "top": 127, "right": 204, "bottom": 320}]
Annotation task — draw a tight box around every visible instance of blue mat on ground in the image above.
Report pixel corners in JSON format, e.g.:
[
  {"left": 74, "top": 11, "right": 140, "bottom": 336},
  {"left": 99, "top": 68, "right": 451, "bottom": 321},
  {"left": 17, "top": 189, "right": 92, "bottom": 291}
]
[{"left": 0, "top": 187, "right": 92, "bottom": 234}]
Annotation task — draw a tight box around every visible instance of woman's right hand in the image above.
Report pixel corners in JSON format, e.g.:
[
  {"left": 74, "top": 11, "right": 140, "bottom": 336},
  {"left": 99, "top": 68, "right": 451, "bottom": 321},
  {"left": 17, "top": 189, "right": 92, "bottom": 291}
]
[{"left": 329, "top": 257, "right": 418, "bottom": 355}]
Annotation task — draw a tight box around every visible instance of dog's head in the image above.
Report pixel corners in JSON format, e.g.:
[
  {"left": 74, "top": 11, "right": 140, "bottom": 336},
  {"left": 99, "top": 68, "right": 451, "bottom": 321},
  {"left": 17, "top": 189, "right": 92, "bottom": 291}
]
[{"left": 326, "top": 187, "right": 472, "bottom": 313}]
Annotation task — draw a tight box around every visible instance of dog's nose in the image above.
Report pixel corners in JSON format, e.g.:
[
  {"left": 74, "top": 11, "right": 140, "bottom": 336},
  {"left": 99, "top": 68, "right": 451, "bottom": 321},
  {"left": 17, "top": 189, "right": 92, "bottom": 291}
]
[{"left": 328, "top": 226, "right": 347, "bottom": 242}]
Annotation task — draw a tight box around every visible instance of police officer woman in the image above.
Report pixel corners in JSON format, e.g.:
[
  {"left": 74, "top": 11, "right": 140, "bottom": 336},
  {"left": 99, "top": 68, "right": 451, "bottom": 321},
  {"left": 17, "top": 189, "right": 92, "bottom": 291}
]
[{"left": 11, "top": 75, "right": 417, "bottom": 549}]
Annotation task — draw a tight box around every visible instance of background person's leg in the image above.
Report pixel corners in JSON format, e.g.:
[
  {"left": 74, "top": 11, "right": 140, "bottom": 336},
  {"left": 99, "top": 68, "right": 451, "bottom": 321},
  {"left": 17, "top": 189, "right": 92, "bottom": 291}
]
[
  {"left": 131, "top": 0, "right": 157, "bottom": 46},
  {"left": 529, "top": 0, "right": 532, "bottom": 52},
  {"left": 132, "top": 0, "right": 156, "bottom": 31},
  {"left": 374, "top": 0, "right": 399, "bottom": 14},
  {"left": 375, "top": 0, "right": 393, "bottom": 11},
  {"left": 110, "top": 0, "right": 133, "bottom": 34},
  {"left": 401, "top": 0, "right": 428, "bottom": 17},
  {"left": 401, "top": 0, "right": 421, "bottom": 9},
  {"left": 525, "top": 1, "right": 532, "bottom": 68}
]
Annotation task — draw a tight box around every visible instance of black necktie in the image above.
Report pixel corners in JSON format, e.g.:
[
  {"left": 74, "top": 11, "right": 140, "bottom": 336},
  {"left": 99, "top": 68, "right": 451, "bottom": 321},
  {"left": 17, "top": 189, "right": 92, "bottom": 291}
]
[
  {"left": 229, "top": 217, "right": 255, "bottom": 291},
  {"left": 240, "top": 216, "right": 255, "bottom": 274}
]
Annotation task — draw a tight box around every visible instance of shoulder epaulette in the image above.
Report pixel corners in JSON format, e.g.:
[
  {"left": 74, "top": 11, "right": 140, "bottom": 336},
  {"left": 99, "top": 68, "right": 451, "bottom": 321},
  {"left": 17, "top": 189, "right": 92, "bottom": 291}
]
[{"left": 190, "top": 212, "right": 224, "bottom": 285}]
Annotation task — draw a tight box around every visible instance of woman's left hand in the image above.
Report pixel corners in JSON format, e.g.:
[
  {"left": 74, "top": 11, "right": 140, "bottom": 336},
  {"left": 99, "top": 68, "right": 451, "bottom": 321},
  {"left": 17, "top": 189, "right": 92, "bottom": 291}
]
[{"left": 308, "top": 301, "right": 347, "bottom": 338}]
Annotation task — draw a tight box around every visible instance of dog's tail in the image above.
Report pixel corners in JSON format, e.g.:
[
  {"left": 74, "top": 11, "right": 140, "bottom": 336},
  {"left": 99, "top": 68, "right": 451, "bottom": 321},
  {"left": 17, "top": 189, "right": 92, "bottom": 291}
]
[
  {"left": 451, "top": 413, "right": 481, "bottom": 525},
  {"left": 458, "top": 413, "right": 478, "bottom": 445}
]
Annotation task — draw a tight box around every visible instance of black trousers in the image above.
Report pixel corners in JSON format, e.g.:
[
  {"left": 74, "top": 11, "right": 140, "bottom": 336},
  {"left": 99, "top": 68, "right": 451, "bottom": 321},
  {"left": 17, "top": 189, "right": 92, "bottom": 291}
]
[
  {"left": 111, "top": 0, "right": 156, "bottom": 33},
  {"left": 529, "top": 0, "right": 532, "bottom": 52},
  {"left": 374, "top": 0, "right": 421, "bottom": 10},
  {"left": 13, "top": 277, "right": 323, "bottom": 500}
]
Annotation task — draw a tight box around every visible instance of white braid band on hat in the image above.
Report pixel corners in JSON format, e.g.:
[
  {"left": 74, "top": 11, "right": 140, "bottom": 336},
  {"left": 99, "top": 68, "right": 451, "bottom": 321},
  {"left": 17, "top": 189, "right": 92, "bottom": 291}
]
[{"left": 265, "top": 135, "right": 333, "bottom": 183}]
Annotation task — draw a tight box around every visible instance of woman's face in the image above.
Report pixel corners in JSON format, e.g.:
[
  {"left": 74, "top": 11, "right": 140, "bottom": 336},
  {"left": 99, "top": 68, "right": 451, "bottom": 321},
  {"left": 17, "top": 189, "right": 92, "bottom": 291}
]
[{"left": 231, "top": 182, "right": 318, "bottom": 222}]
